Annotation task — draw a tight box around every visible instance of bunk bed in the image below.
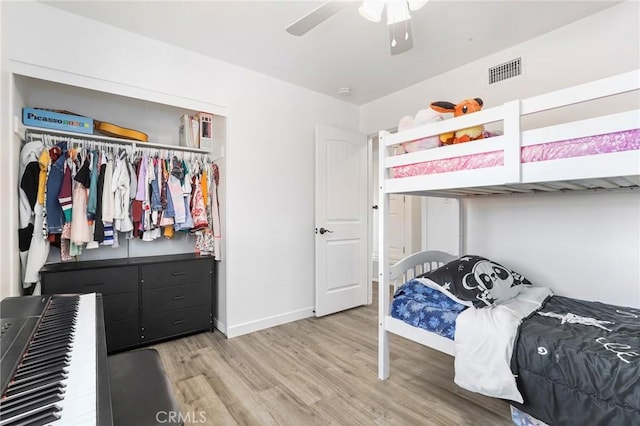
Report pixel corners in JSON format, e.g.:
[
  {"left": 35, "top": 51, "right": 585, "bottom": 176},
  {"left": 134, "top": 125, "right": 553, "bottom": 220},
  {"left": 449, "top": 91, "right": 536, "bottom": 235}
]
[{"left": 377, "top": 70, "right": 640, "bottom": 425}]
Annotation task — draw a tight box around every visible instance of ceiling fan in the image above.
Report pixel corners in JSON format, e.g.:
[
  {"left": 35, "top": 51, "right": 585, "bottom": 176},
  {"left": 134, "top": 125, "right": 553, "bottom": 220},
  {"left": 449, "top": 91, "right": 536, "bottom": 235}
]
[{"left": 286, "top": 0, "right": 428, "bottom": 55}]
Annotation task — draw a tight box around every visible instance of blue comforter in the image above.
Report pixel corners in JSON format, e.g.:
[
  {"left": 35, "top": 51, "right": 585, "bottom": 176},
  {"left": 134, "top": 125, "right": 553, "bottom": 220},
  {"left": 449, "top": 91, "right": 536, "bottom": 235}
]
[{"left": 390, "top": 279, "right": 467, "bottom": 340}]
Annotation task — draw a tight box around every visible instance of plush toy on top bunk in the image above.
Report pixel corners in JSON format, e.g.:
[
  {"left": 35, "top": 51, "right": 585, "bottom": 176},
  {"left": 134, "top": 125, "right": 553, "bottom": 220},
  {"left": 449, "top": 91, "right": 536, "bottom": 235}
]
[
  {"left": 430, "top": 98, "right": 485, "bottom": 145},
  {"left": 397, "top": 108, "right": 445, "bottom": 153}
]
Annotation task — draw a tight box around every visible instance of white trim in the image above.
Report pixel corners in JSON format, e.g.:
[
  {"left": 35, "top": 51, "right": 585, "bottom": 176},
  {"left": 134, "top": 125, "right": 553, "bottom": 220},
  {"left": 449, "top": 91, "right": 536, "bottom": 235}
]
[
  {"left": 367, "top": 136, "right": 374, "bottom": 306},
  {"left": 226, "top": 307, "right": 315, "bottom": 338},
  {"left": 9, "top": 59, "right": 229, "bottom": 117},
  {"left": 214, "top": 318, "right": 227, "bottom": 337}
]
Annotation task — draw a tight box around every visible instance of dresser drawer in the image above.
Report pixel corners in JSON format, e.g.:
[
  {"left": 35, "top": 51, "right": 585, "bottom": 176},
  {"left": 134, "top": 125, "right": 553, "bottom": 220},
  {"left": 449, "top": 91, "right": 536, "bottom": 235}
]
[
  {"left": 142, "top": 282, "right": 211, "bottom": 315},
  {"left": 141, "top": 305, "right": 211, "bottom": 342},
  {"left": 103, "top": 292, "right": 139, "bottom": 322},
  {"left": 140, "top": 260, "right": 212, "bottom": 289},
  {"left": 42, "top": 266, "right": 138, "bottom": 295}
]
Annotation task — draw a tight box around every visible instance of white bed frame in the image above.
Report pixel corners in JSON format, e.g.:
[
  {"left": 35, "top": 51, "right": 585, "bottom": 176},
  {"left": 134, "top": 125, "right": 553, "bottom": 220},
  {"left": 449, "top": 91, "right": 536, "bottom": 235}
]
[
  {"left": 377, "top": 70, "right": 640, "bottom": 380},
  {"left": 384, "top": 250, "right": 458, "bottom": 360}
]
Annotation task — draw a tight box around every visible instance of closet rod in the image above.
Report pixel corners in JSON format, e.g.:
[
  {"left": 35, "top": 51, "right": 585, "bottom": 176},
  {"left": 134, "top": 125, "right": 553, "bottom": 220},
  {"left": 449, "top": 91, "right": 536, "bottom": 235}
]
[{"left": 20, "top": 125, "right": 212, "bottom": 154}]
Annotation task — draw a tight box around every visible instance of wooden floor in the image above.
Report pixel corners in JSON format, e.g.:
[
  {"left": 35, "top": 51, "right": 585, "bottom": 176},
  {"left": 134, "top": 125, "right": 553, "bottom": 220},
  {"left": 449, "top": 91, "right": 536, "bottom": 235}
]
[{"left": 152, "top": 294, "right": 513, "bottom": 426}]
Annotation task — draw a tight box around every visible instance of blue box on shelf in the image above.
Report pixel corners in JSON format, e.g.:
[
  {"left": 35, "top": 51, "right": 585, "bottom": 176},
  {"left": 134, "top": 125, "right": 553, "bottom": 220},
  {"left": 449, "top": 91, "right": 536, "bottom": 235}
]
[{"left": 22, "top": 108, "right": 94, "bottom": 134}]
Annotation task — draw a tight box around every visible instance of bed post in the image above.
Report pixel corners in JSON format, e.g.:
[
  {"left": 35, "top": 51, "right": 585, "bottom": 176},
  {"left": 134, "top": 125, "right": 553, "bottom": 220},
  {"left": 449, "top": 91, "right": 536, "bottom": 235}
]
[{"left": 378, "top": 130, "right": 390, "bottom": 380}]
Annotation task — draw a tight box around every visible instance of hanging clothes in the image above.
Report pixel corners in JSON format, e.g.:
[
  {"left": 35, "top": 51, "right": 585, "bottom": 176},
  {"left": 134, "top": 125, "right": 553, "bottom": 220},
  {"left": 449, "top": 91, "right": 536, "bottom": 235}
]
[
  {"left": 93, "top": 153, "right": 108, "bottom": 243},
  {"left": 191, "top": 175, "right": 208, "bottom": 231},
  {"left": 58, "top": 158, "right": 73, "bottom": 223},
  {"left": 167, "top": 175, "right": 185, "bottom": 224},
  {"left": 70, "top": 181, "right": 91, "bottom": 245},
  {"left": 87, "top": 150, "right": 99, "bottom": 220},
  {"left": 58, "top": 158, "right": 75, "bottom": 261},
  {"left": 210, "top": 163, "right": 222, "bottom": 260},
  {"left": 19, "top": 141, "right": 49, "bottom": 291},
  {"left": 46, "top": 142, "right": 68, "bottom": 234},
  {"left": 101, "top": 156, "right": 114, "bottom": 223},
  {"left": 112, "top": 150, "right": 133, "bottom": 233},
  {"left": 19, "top": 131, "right": 221, "bottom": 280}
]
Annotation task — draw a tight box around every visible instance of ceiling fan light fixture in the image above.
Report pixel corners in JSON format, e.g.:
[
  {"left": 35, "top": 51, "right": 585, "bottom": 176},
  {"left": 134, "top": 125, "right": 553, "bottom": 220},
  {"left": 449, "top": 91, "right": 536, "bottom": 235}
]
[
  {"left": 408, "top": 0, "right": 428, "bottom": 11},
  {"left": 386, "top": 1, "right": 411, "bottom": 25},
  {"left": 358, "top": 1, "right": 385, "bottom": 22}
]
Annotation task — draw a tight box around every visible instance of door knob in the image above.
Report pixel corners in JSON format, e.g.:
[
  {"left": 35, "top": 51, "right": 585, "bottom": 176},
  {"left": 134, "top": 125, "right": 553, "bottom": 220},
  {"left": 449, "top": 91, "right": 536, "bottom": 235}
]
[{"left": 319, "top": 227, "right": 333, "bottom": 235}]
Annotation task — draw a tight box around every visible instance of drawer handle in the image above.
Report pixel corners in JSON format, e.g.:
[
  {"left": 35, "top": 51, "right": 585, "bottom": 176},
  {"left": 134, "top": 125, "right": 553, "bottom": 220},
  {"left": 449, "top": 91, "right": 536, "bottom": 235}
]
[
  {"left": 172, "top": 319, "right": 186, "bottom": 325},
  {"left": 171, "top": 271, "right": 187, "bottom": 276},
  {"left": 85, "top": 282, "right": 104, "bottom": 286},
  {"left": 172, "top": 295, "right": 186, "bottom": 301}
]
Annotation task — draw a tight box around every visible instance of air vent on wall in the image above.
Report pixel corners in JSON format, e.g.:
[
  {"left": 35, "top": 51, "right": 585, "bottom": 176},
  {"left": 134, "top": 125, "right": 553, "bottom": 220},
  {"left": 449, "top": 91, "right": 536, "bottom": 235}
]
[{"left": 489, "top": 58, "right": 522, "bottom": 84}]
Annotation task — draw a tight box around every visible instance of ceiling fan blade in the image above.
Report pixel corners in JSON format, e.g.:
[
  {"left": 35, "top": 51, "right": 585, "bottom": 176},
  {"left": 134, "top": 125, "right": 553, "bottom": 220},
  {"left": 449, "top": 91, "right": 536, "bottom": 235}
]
[
  {"left": 286, "top": 1, "right": 348, "bottom": 36},
  {"left": 389, "top": 20, "right": 413, "bottom": 55}
]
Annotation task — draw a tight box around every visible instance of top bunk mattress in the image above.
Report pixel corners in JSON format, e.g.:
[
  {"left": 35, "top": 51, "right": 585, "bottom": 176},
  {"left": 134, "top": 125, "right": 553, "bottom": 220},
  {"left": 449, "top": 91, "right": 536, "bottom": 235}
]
[
  {"left": 393, "top": 129, "right": 639, "bottom": 179},
  {"left": 380, "top": 70, "right": 640, "bottom": 196}
]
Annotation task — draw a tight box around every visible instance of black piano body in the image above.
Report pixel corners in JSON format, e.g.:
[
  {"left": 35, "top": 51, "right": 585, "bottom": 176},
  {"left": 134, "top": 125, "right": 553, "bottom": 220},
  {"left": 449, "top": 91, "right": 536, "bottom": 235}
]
[{"left": 0, "top": 294, "right": 113, "bottom": 426}]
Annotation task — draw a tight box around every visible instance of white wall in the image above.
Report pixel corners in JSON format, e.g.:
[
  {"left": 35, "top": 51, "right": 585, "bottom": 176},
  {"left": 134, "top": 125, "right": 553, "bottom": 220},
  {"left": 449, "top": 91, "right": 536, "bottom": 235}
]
[
  {"left": 360, "top": 2, "right": 640, "bottom": 308},
  {"left": 1, "top": 2, "right": 359, "bottom": 337},
  {"left": 463, "top": 191, "right": 640, "bottom": 308}
]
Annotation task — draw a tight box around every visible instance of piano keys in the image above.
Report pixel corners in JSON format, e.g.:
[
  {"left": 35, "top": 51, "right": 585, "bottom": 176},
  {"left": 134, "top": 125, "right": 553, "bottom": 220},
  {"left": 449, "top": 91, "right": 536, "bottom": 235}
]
[{"left": 0, "top": 294, "right": 112, "bottom": 426}]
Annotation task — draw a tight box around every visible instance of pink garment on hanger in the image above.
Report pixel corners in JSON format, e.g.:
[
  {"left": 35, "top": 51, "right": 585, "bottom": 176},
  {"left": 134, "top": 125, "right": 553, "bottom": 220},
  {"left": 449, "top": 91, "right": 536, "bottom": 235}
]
[
  {"left": 191, "top": 177, "right": 208, "bottom": 230},
  {"left": 70, "top": 181, "right": 91, "bottom": 244}
]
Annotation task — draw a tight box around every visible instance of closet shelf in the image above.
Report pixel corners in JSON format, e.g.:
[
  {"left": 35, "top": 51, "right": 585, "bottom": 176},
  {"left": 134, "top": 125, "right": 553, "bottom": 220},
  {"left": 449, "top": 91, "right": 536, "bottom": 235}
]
[{"left": 15, "top": 119, "right": 213, "bottom": 154}]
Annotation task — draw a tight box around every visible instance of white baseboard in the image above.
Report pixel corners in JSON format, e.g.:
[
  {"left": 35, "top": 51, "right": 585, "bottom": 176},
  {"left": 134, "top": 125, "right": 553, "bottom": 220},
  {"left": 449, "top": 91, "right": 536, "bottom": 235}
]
[
  {"left": 214, "top": 318, "right": 227, "bottom": 336},
  {"left": 226, "top": 306, "right": 315, "bottom": 338}
]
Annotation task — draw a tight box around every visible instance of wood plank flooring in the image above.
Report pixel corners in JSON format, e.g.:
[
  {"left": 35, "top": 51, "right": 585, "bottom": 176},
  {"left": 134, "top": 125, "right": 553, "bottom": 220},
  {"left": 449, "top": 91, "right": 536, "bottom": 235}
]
[{"left": 152, "top": 293, "right": 513, "bottom": 426}]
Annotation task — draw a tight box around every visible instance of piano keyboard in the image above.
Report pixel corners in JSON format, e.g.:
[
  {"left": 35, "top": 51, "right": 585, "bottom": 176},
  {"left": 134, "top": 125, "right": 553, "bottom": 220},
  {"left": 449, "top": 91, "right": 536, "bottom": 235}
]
[{"left": 0, "top": 294, "right": 97, "bottom": 426}]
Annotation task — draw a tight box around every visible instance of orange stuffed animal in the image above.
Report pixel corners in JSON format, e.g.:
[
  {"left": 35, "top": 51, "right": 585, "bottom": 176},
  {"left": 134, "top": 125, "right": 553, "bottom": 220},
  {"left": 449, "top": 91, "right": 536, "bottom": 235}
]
[{"left": 430, "top": 98, "right": 485, "bottom": 145}]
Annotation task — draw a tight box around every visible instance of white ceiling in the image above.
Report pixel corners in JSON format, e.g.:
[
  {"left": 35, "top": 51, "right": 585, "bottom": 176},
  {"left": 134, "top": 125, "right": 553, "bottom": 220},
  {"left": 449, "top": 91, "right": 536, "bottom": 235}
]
[{"left": 45, "top": 1, "right": 620, "bottom": 105}]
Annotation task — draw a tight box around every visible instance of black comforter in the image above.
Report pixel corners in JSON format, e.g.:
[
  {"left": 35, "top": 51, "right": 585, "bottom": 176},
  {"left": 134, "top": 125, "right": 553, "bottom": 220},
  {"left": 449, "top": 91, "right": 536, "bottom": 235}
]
[{"left": 511, "top": 296, "right": 640, "bottom": 425}]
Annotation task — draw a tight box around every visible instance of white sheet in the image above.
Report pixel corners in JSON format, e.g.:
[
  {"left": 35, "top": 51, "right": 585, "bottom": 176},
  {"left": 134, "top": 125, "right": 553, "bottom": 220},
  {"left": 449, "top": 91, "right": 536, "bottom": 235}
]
[{"left": 453, "top": 286, "right": 553, "bottom": 403}]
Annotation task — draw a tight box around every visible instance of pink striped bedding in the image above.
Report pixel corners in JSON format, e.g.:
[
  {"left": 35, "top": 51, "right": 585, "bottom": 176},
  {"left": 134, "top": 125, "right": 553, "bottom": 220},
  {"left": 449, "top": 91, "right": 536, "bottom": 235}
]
[{"left": 393, "top": 129, "right": 640, "bottom": 179}]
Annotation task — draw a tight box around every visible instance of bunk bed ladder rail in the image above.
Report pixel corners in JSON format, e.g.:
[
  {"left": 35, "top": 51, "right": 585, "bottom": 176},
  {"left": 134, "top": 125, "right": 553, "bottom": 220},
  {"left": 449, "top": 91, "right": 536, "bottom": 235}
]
[
  {"left": 378, "top": 129, "right": 392, "bottom": 380},
  {"left": 503, "top": 100, "right": 522, "bottom": 184}
]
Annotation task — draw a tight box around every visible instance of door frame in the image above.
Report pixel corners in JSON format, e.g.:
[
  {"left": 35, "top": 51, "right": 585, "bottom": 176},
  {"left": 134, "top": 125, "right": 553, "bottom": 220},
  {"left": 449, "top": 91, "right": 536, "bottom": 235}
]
[{"left": 367, "top": 136, "right": 373, "bottom": 304}]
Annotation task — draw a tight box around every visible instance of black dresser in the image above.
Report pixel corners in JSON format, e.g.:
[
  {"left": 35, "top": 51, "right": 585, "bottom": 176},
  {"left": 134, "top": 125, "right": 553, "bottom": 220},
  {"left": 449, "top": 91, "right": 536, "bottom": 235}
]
[{"left": 40, "top": 253, "right": 215, "bottom": 353}]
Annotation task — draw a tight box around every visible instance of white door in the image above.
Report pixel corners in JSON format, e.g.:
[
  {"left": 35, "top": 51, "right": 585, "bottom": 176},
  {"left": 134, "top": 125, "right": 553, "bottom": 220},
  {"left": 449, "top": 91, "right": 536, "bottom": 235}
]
[
  {"left": 372, "top": 139, "right": 410, "bottom": 280},
  {"left": 315, "top": 125, "right": 368, "bottom": 317},
  {"left": 388, "top": 195, "right": 406, "bottom": 262}
]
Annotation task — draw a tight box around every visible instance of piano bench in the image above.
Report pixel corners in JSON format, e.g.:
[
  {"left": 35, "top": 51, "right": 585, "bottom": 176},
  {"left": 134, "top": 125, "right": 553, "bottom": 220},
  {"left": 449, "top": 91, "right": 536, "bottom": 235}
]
[{"left": 108, "top": 348, "right": 183, "bottom": 426}]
